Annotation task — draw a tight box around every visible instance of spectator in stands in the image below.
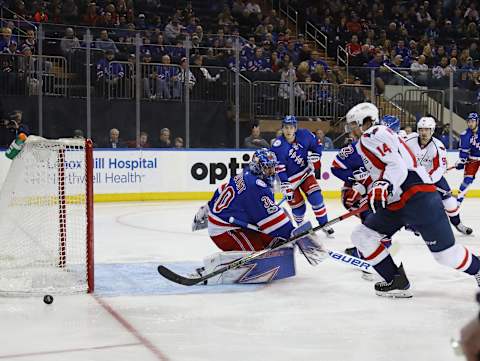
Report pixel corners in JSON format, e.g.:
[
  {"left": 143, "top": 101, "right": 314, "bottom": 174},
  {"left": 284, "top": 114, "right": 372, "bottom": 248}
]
[
  {"left": 404, "top": 126, "right": 413, "bottom": 135},
  {"left": 156, "top": 128, "right": 172, "bottom": 148},
  {"left": 432, "top": 56, "right": 451, "bottom": 87},
  {"left": 315, "top": 129, "right": 334, "bottom": 150},
  {"left": 60, "top": 28, "right": 80, "bottom": 57},
  {"left": 62, "top": 0, "right": 78, "bottom": 23},
  {"left": 309, "top": 50, "right": 328, "bottom": 72},
  {"left": 96, "top": 30, "right": 119, "bottom": 55},
  {"left": 141, "top": 51, "right": 158, "bottom": 99},
  {"left": 18, "top": 46, "right": 42, "bottom": 95},
  {"left": 245, "top": 1, "right": 262, "bottom": 16},
  {"left": 341, "top": 77, "right": 366, "bottom": 109},
  {"left": 177, "top": 57, "right": 196, "bottom": 95},
  {"left": 410, "top": 55, "right": 429, "bottom": 85},
  {"left": 96, "top": 50, "right": 124, "bottom": 96},
  {"left": 155, "top": 54, "right": 175, "bottom": 99},
  {"left": 330, "top": 65, "right": 345, "bottom": 84},
  {"left": 73, "top": 129, "right": 84, "bottom": 139},
  {"left": 0, "top": 27, "right": 15, "bottom": 53},
  {"left": 20, "top": 29, "right": 36, "bottom": 54},
  {"left": 439, "top": 123, "right": 458, "bottom": 149},
  {"left": 191, "top": 55, "right": 221, "bottom": 100},
  {"left": 99, "top": 128, "right": 127, "bottom": 148},
  {"left": 174, "top": 137, "right": 184, "bottom": 148},
  {"left": 244, "top": 123, "right": 269, "bottom": 149},
  {"left": 33, "top": 4, "right": 49, "bottom": 23},
  {"left": 279, "top": 65, "right": 305, "bottom": 115},
  {"left": 346, "top": 35, "right": 362, "bottom": 66},
  {"left": 83, "top": 2, "right": 99, "bottom": 26},
  {"left": 164, "top": 18, "right": 183, "bottom": 44}
]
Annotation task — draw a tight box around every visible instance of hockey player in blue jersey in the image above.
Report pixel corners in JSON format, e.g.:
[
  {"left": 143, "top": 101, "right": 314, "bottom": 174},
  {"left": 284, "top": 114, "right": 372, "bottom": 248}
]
[
  {"left": 271, "top": 115, "right": 333, "bottom": 235},
  {"left": 191, "top": 148, "right": 324, "bottom": 284},
  {"left": 456, "top": 112, "right": 480, "bottom": 205},
  {"left": 346, "top": 102, "right": 480, "bottom": 298}
]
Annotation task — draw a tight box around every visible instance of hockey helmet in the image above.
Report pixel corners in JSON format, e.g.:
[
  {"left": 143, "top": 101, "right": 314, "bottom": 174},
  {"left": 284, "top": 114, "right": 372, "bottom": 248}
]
[
  {"left": 417, "top": 116, "right": 436, "bottom": 130},
  {"left": 282, "top": 115, "right": 298, "bottom": 128},
  {"left": 345, "top": 102, "right": 379, "bottom": 132},
  {"left": 380, "top": 115, "right": 401, "bottom": 133},
  {"left": 249, "top": 148, "right": 278, "bottom": 186},
  {"left": 467, "top": 112, "right": 479, "bottom": 123}
]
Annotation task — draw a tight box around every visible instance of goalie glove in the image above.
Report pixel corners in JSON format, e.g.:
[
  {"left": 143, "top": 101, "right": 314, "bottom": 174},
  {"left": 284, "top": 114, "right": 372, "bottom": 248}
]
[
  {"left": 192, "top": 204, "right": 209, "bottom": 231},
  {"left": 281, "top": 182, "right": 294, "bottom": 202},
  {"left": 455, "top": 158, "right": 467, "bottom": 170},
  {"left": 368, "top": 179, "right": 393, "bottom": 213}
]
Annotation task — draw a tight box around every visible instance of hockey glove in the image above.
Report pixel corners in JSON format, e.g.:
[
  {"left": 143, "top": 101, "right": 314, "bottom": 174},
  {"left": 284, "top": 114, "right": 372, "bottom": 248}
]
[
  {"left": 308, "top": 152, "right": 321, "bottom": 170},
  {"left": 368, "top": 180, "right": 393, "bottom": 213},
  {"left": 192, "top": 204, "right": 209, "bottom": 231},
  {"left": 281, "top": 182, "right": 294, "bottom": 202},
  {"left": 455, "top": 158, "right": 467, "bottom": 170}
]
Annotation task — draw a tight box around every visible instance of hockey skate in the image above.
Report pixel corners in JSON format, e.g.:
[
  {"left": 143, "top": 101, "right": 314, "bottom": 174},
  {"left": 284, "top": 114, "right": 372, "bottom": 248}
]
[
  {"left": 374, "top": 263, "right": 412, "bottom": 298},
  {"left": 345, "top": 247, "right": 376, "bottom": 281},
  {"left": 454, "top": 223, "right": 473, "bottom": 235}
]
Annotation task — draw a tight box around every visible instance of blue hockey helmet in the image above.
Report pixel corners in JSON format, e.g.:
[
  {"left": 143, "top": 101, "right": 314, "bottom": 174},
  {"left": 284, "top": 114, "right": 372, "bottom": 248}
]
[
  {"left": 282, "top": 115, "right": 298, "bottom": 128},
  {"left": 467, "top": 112, "right": 479, "bottom": 123},
  {"left": 249, "top": 148, "right": 278, "bottom": 186},
  {"left": 380, "top": 115, "right": 401, "bottom": 133}
]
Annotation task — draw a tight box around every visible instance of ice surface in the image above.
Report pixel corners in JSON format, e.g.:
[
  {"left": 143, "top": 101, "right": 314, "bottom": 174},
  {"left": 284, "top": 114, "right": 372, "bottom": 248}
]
[{"left": 1, "top": 199, "right": 478, "bottom": 361}]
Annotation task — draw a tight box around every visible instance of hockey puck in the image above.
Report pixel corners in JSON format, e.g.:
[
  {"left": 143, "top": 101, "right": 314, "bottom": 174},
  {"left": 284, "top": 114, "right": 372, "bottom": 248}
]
[{"left": 43, "top": 295, "right": 54, "bottom": 304}]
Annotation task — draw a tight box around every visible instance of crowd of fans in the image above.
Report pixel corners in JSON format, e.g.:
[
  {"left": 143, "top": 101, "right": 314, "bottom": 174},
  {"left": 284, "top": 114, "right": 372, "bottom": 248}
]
[
  {"left": 1, "top": 0, "right": 477, "bottom": 147},
  {"left": 289, "top": 0, "right": 480, "bottom": 99}
]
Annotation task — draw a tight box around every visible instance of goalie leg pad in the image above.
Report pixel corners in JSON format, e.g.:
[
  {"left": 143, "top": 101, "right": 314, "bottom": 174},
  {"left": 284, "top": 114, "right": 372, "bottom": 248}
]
[
  {"left": 202, "top": 248, "right": 296, "bottom": 285},
  {"left": 293, "top": 221, "right": 327, "bottom": 265},
  {"left": 351, "top": 223, "right": 389, "bottom": 266}
]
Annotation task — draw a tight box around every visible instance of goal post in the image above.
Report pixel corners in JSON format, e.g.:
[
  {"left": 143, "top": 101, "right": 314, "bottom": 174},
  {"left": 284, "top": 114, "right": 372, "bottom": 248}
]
[{"left": 0, "top": 136, "right": 94, "bottom": 295}]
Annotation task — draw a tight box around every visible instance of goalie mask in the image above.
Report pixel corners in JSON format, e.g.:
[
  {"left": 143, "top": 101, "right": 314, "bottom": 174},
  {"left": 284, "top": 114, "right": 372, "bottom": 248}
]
[{"left": 249, "top": 148, "right": 278, "bottom": 187}]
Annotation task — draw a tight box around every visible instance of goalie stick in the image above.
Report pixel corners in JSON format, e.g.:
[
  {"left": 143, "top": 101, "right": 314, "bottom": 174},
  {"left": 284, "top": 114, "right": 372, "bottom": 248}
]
[
  {"left": 228, "top": 216, "right": 370, "bottom": 268},
  {"left": 157, "top": 203, "right": 369, "bottom": 286}
]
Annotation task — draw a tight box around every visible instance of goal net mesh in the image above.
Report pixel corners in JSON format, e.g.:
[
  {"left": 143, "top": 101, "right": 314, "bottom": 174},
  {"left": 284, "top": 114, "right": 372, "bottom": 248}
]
[{"left": 0, "top": 136, "right": 93, "bottom": 295}]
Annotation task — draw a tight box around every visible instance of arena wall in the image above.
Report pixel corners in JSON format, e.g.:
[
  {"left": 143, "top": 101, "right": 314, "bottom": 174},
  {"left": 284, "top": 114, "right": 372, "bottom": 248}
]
[{"left": 0, "top": 149, "right": 478, "bottom": 202}]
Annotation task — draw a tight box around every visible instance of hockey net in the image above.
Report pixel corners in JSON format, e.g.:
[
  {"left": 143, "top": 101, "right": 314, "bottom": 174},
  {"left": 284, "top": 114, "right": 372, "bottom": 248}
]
[{"left": 0, "top": 136, "right": 94, "bottom": 295}]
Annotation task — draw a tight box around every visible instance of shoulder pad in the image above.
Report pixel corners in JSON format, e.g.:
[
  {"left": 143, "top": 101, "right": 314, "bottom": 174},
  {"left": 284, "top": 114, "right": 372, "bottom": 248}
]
[
  {"left": 272, "top": 139, "right": 282, "bottom": 147},
  {"left": 460, "top": 130, "right": 467, "bottom": 136},
  {"left": 256, "top": 179, "right": 267, "bottom": 188}
]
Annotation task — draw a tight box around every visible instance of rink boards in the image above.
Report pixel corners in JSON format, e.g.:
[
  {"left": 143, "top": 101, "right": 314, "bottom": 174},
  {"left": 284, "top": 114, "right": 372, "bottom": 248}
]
[{"left": 0, "top": 148, "right": 479, "bottom": 202}]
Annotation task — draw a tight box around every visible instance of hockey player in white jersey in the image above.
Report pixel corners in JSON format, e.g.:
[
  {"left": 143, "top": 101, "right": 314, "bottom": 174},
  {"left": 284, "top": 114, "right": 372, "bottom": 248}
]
[
  {"left": 346, "top": 102, "right": 480, "bottom": 298},
  {"left": 405, "top": 116, "right": 473, "bottom": 235}
]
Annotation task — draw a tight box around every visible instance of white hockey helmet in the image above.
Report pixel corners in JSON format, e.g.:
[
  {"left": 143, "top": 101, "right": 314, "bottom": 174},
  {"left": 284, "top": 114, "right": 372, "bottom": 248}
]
[
  {"left": 417, "top": 116, "right": 436, "bottom": 130},
  {"left": 345, "top": 102, "right": 379, "bottom": 132}
]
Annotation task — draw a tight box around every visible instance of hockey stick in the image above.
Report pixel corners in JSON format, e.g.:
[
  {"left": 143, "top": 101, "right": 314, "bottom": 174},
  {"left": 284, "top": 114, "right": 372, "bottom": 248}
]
[
  {"left": 157, "top": 203, "right": 370, "bottom": 286},
  {"left": 229, "top": 199, "right": 370, "bottom": 268}
]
